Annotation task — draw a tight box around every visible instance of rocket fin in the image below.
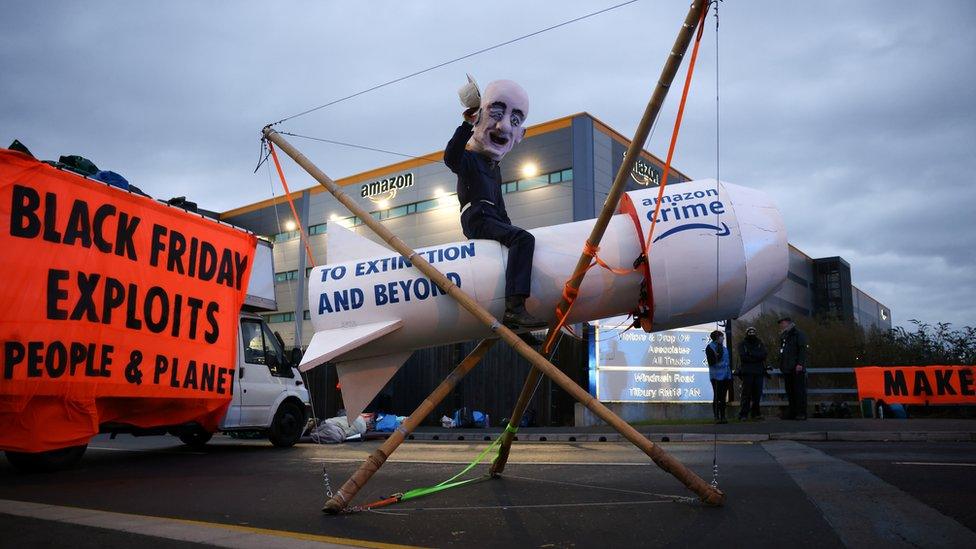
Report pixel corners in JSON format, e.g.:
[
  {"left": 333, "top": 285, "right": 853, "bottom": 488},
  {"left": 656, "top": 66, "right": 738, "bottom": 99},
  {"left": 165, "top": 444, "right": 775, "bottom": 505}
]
[
  {"left": 299, "top": 319, "right": 403, "bottom": 372},
  {"left": 327, "top": 221, "right": 392, "bottom": 263},
  {"left": 336, "top": 351, "right": 412, "bottom": 422}
]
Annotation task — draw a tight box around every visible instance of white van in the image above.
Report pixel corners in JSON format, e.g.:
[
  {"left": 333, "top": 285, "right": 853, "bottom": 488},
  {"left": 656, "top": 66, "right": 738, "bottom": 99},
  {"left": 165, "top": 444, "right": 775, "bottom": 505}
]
[
  {"left": 217, "top": 238, "right": 312, "bottom": 446},
  {"left": 169, "top": 311, "right": 311, "bottom": 449}
]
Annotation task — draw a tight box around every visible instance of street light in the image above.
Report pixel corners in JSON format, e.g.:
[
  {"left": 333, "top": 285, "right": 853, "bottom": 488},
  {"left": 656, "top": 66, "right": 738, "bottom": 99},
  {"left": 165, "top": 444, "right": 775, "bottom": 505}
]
[
  {"left": 521, "top": 162, "right": 539, "bottom": 178},
  {"left": 284, "top": 220, "right": 296, "bottom": 232}
]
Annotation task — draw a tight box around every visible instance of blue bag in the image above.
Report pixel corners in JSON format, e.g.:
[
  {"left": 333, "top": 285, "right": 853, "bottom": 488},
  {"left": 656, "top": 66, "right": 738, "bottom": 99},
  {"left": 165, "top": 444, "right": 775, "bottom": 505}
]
[
  {"left": 375, "top": 413, "right": 399, "bottom": 432},
  {"left": 471, "top": 411, "right": 489, "bottom": 428}
]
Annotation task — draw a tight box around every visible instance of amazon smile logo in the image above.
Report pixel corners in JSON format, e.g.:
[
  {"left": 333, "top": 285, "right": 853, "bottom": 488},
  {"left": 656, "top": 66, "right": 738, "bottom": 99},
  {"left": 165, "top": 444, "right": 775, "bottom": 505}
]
[
  {"left": 652, "top": 222, "right": 730, "bottom": 243},
  {"left": 361, "top": 173, "right": 415, "bottom": 203},
  {"left": 623, "top": 153, "right": 661, "bottom": 187}
]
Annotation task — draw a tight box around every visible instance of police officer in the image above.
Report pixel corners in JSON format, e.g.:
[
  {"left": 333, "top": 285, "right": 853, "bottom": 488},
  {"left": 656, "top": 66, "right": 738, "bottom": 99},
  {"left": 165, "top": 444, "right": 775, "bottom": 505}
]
[
  {"left": 778, "top": 317, "right": 809, "bottom": 420},
  {"left": 736, "top": 326, "right": 768, "bottom": 420}
]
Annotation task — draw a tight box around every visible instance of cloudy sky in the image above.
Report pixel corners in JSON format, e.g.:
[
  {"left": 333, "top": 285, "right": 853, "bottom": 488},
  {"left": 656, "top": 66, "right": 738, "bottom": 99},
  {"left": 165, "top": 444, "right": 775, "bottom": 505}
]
[{"left": 2, "top": 1, "right": 974, "bottom": 329}]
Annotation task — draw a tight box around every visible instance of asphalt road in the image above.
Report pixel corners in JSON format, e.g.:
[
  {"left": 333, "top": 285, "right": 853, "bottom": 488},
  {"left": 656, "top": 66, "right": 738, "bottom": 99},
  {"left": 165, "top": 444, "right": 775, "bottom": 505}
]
[
  {"left": 812, "top": 441, "right": 976, "bottom": 533},
  {"left": 1, "top": 434, "right": 974, "bottom": 548}
]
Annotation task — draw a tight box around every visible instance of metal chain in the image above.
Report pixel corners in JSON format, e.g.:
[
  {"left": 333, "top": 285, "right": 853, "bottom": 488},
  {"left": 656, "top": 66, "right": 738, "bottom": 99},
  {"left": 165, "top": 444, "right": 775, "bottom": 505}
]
[
  {"left": 321, "top": 466, "right": 371, "bottom": 514},
  {"left": 322, "top": 465, "right": 334, "bottom": 498}
]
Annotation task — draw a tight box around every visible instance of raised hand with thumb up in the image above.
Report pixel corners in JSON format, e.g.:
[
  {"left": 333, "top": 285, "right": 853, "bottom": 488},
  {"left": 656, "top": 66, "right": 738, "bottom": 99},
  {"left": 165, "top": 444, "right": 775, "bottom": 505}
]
[{"left": 458, "top": 73, "right": 481, "bottom": 123}]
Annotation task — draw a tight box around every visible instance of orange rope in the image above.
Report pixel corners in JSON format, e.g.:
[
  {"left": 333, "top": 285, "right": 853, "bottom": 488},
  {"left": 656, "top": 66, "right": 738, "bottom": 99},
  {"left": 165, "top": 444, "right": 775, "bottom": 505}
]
[
  {"left": 543, "top": 240, "right": 637, "bottom": 353},
  {"left": 267, "top": 141, "right": 317, "bottom": 267}
]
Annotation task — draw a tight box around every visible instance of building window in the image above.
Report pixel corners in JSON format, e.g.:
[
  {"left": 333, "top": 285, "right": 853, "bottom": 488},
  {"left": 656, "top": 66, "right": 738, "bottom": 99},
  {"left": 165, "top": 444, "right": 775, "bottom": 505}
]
[
  {"left": 266, "top": 312, "right": 295, "bottom": 324},
  {"left": 309, "top": 223, "right": 327, "bottom": 235},
  {"left": 415, "top": 199, "right": 434, "bottom": 213},
  {"left": 274, "top": 270, "right": 299, "bottom": 282},
  {"left": 303, "top": 310, "right": 311, "bottom": 320},
  {"left": 787, "top": 271, "right": 808, "bottom": 288},
  {"left": 272, "top": 229, "right": 300, "bottom": 242}
]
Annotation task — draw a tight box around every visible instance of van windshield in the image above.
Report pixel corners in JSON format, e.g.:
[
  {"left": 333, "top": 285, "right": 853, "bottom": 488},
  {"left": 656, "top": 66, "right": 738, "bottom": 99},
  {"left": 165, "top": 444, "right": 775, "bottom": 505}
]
[{"left": 241, "top": 318, "right": 293, "bottom": 378}]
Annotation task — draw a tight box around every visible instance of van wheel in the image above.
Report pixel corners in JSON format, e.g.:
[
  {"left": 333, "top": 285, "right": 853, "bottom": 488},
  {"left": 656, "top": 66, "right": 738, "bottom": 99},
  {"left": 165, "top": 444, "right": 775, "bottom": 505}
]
[
  {"left": 5, "top": 445, "right": 87, "bottom": 473},
  {"left": 269, "top": 401, "right": 304, "bottom": 448},
  {"left": 178, "top": 427, "right": 213, "bottom": 449}
]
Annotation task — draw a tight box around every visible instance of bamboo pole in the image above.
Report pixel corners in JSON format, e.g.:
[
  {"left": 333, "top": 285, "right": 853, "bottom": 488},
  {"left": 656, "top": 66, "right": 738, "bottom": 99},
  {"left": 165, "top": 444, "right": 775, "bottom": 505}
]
[
  {"left": 489, "top": 366, "right": 541, "bottom": 476},
  {"left": 263, "top": 128, "right": 724, "bottom": 508},
  {"left": 323, "top": 339, "right": 497, "bottom": 513},
  {"left": 497, "top": 0, "right": 712, "bottom": 475}
]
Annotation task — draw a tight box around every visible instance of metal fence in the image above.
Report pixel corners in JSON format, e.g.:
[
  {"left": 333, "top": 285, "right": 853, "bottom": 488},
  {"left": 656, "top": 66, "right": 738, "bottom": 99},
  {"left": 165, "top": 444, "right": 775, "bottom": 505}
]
[{"left": 738, "top": 367, "right": 860, "bottom": 412}]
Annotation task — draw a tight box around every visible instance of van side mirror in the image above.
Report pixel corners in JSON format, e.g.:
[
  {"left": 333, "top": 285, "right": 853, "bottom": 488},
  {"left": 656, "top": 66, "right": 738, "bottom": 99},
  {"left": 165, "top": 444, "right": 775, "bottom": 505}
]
[{"left": 289, "top": 347, "right": 303, "bottom": 367}]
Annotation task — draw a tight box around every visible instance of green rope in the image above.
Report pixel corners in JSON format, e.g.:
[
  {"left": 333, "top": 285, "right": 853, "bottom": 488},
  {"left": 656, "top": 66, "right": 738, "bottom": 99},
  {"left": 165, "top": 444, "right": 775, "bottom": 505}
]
[{"left": 399, "top": 424, "right": 519, "bottom": 502}]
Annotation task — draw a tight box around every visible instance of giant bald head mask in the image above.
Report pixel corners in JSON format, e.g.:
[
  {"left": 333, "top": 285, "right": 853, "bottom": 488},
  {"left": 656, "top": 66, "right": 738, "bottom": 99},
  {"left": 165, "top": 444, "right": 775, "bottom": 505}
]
[{"left": 469, "top": 80, "right": 529, "bottom": 161}]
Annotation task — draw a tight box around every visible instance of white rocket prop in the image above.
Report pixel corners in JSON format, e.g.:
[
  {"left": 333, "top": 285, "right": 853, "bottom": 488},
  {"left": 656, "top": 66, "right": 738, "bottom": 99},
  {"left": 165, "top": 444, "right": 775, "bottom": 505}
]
[{"left": 302, "top": 180, "right": 787, "bottom": 420}]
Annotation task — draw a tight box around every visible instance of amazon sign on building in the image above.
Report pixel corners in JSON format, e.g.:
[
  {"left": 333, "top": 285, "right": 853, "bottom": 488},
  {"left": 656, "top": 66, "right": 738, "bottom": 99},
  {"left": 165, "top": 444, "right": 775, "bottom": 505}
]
[{"left": 219, "top": 112, "right": 891, "bottom": 425}]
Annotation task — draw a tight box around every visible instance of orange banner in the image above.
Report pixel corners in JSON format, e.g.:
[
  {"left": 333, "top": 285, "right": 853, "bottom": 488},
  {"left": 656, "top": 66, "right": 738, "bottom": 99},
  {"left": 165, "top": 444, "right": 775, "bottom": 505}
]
[
  {"left": 0, "top": 149, "right": 256, "bottom": 452},
  {"left": 855, "top": 366, "right": 976, "bottom": 405}
]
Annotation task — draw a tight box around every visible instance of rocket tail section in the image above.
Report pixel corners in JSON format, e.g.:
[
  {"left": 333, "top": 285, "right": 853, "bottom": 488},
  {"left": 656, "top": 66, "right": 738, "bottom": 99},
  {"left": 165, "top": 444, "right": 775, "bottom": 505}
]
[
  {"left": 336, "top": 352, "right": 412, "bottom": 423},
  {"left": 299, "top": 319, "right": 403, "bottom": 372}
]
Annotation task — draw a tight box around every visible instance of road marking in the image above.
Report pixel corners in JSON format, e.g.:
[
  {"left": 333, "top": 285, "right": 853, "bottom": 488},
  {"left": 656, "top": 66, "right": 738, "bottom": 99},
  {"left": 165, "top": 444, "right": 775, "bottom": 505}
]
[
  {"left": 88, "top": 446, "right": 207, "bottom": 456},
  {"left": 894, "top": 461, "right": 976, "bottom": 467},
  {"left": 763, "top": 441, "right": 976, "bottom": 547},
  {"left": 308, "top": 457, "right": 653, "bottom": 466},
  {"left": 501, "top": 473, "right": 695, "bottom": 501},
  {"left": 0, "top": 498, "right": 418, "bottom": 549},
  {"left": 387, "top": 499, "right": 676, "bottom": 512}
]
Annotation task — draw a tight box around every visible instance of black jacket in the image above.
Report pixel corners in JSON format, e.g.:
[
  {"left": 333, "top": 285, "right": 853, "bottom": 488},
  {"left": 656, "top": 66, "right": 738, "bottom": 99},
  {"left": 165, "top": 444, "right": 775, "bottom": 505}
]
[
  {"left": 778, "top": 326, "right": 808, "bottom": 373},
  {"left": 444, "top": 122, "right": 509, "bottom": 220},
  {"left": 737, "top": 337, "right": 768, "bottom": 375}
]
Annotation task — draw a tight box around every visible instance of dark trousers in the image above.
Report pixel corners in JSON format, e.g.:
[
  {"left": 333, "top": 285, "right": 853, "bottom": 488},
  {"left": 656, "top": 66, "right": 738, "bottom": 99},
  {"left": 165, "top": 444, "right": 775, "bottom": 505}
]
[
  {"left": 461, "top": 204, "right": 534, "bottom": 297},
  {"left": 738, "top": 373, "right": 764, "bottom": 419},
  {"left": 782, "top": 371, "right": 808, "bottom": 418},
  {"left": 710, "top": 379, "right": 732, "bottom": 420}
]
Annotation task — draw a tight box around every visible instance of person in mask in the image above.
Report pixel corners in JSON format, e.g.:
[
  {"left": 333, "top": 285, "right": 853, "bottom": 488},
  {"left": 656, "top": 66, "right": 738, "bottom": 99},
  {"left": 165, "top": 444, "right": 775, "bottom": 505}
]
[
  {"left": 705, "top": 330, "right": 733, "bottom": 424},
  {"left": 778, "top": 317, "right": 809, "bottom": 420},
  {"left": 736, "top": 326, "right": 768, "bottom": 421},
  {"left": 444, "top": 76, "right": 545, "bottom": 330}
]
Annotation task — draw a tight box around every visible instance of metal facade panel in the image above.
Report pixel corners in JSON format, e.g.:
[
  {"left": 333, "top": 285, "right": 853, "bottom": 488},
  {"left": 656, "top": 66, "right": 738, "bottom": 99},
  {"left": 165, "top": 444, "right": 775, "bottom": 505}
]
[
  {"left": 592, "top": 129, "right": 613, "bottom": 215},
  {"left": 571, "top": 115, "right": 595, "bottom": 221}
]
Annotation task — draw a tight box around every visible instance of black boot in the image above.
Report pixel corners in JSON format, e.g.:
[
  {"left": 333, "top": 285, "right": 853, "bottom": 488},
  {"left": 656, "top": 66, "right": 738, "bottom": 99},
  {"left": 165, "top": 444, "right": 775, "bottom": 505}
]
[{"left": 503, "top": 295, "right": 547, "bottom": 330}]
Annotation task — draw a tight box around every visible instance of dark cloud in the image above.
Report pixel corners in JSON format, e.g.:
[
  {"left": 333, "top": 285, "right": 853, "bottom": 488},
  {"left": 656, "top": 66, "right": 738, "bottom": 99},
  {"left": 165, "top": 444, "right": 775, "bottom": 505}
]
[{"left": 2, "top": 1, "right": 973, "bottom": 327}]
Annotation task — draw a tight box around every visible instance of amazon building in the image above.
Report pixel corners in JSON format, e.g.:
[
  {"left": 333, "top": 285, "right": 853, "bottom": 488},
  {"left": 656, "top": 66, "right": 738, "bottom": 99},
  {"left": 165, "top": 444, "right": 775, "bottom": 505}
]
[{"left": 219, "top": 112, "right": 891, "bottom": 424}]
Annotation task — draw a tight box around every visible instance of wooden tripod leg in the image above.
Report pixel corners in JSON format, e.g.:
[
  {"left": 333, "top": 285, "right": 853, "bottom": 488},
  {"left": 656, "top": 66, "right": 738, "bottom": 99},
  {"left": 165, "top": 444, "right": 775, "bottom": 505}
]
[
  {"left": 489, "top": 367, "right": 541, "bottom": 476},
  {"left": 323, "top": 339, "right": 497, "bottom": 514}
]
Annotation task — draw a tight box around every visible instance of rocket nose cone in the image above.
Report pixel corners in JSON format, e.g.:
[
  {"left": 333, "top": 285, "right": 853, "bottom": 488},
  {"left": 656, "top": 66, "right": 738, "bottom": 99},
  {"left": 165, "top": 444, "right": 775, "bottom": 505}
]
[{"left": 722, "top": 181, "right": 789, "bottom": 315}]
